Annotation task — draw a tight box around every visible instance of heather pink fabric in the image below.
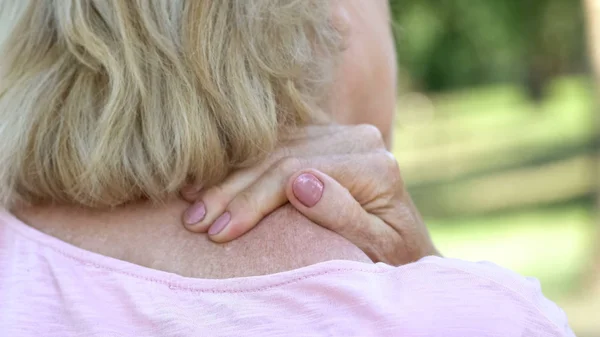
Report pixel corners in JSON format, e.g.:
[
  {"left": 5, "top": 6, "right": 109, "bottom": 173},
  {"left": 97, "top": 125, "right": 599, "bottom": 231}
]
[{"left": 0, "top": 210, "right": 574, "bottom": 336}]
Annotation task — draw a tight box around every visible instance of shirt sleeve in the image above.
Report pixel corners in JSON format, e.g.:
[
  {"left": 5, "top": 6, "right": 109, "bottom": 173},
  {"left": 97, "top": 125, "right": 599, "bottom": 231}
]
[{"left": 412, "top": 256, "right": 576, "bottom": 337}]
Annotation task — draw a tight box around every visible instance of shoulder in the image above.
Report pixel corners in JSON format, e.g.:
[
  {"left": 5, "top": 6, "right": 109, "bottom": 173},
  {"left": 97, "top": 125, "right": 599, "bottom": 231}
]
[{"left": 388, "top": 256, "right": 575, "bottom": 337}]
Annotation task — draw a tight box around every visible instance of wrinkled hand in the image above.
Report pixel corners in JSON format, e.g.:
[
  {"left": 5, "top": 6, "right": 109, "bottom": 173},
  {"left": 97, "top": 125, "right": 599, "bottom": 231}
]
[{"left": 180, "top": 125, "right": 439, "bottom": 265}]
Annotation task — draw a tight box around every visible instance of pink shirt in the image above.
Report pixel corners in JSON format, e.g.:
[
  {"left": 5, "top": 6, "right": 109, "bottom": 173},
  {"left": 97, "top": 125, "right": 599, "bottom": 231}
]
[{"left": 0, "top": 210, "right": 574, "bottom": 336}]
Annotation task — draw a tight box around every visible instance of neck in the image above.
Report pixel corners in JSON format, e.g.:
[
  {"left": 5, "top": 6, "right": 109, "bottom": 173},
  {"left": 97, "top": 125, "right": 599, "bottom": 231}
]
[{"left": 12, "top": 199, "right": 370, "bottom": 278}]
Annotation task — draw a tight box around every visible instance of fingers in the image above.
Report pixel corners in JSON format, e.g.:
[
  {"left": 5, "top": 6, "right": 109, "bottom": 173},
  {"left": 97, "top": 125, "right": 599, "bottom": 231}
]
[
  {"left": 182, "top": 165, "right": 270, "bottom": 232},
  {"left": 206, "top": 151, "right": 398, "bottom": 243},
  {"left": 180, "top": 184, "right": 203, "bottom": 203},
  {"left": 182, "top": 124, "right": 389, "bottom": 231},
  {"left": 285, "top": 169, "right": 400, "bottom": 263},
  {"left": 280, "top": 124, "right": 385, "bottom": 159},
  {"left": 205, "top": 157, "right": 303, "bottom": 242},
  {"left": 179, "top": 126, "right": 346, "bottom": 204}
]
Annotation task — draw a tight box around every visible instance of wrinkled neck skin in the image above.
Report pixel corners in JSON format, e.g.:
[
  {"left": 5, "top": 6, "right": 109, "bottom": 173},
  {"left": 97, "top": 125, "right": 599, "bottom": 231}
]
[{"left": 12, "top": 0, "right": 395, "bottom": 278}]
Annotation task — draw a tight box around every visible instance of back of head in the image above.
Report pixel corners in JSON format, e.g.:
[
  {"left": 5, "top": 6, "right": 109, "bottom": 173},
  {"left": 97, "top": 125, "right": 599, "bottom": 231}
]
[{"left": 0, "top": 0, "right": 340, "bottom": 208}]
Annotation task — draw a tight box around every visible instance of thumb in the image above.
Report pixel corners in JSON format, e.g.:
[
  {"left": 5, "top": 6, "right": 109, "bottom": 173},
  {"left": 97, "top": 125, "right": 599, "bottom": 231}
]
[{"left": 285, "top": 169, "right": 395, "bottom": 255}]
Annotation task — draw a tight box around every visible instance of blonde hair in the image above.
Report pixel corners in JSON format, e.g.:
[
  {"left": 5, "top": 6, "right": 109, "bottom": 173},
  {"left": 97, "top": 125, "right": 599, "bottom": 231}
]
[{"left": 0, "top": 0, "right": 340, "bottom": 208}]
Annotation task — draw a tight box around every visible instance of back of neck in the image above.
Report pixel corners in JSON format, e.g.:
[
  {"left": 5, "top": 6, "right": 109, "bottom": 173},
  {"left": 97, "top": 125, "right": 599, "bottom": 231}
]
[{"left": 12, "top": 199, "right": 371, "bottom": 278}]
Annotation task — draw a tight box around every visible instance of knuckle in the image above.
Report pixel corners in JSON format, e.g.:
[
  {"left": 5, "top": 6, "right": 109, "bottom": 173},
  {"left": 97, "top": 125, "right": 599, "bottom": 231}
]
[
  {"left": 229, "top": 190, "right": 257, "bottom": 214},
  {"left": 375, "top": 150, "right": 403, "bottom": 185},
  {"left": 355, "top": 124, "right": 385, "bottom": 148},
  {"left": 202, "top": 185, "right": 231, "bottom": 210},
  {"left": 229, "top": 190, "right": 275, "bottom": 227}
]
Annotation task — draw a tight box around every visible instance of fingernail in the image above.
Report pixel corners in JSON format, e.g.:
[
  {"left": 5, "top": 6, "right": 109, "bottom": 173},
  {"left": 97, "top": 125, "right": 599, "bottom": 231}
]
[
  {"left": 184, "top": 201, "right": 206, "bottom": 225},
  {"left": 293, "top": 173, "right": 324, "bottom": 208},
  {"left": 209, "top": 212, "right": 231, "bottom": 236}
]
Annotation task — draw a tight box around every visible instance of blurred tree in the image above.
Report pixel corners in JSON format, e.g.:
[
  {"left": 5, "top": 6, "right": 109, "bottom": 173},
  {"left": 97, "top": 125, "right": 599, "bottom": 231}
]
[{"left": 390, "top": 0, "right": 586, "bottom": 97}]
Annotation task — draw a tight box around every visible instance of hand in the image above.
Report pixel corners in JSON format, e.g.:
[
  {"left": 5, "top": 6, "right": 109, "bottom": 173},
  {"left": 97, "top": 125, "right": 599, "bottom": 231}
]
[{"left": 180, "top": 125, "right": 439, "bottom": 265}]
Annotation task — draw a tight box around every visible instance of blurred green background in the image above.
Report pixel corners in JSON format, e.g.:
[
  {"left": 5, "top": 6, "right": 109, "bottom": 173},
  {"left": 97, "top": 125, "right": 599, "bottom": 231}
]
[{"left": 389, "top": 0, "right": 599, "bottom": 335}]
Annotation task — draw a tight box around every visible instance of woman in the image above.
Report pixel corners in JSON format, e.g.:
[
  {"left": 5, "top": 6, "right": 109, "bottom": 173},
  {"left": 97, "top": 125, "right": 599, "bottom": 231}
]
[{"left": 0, "top": 1, "right": 573, "bottom": 336}]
